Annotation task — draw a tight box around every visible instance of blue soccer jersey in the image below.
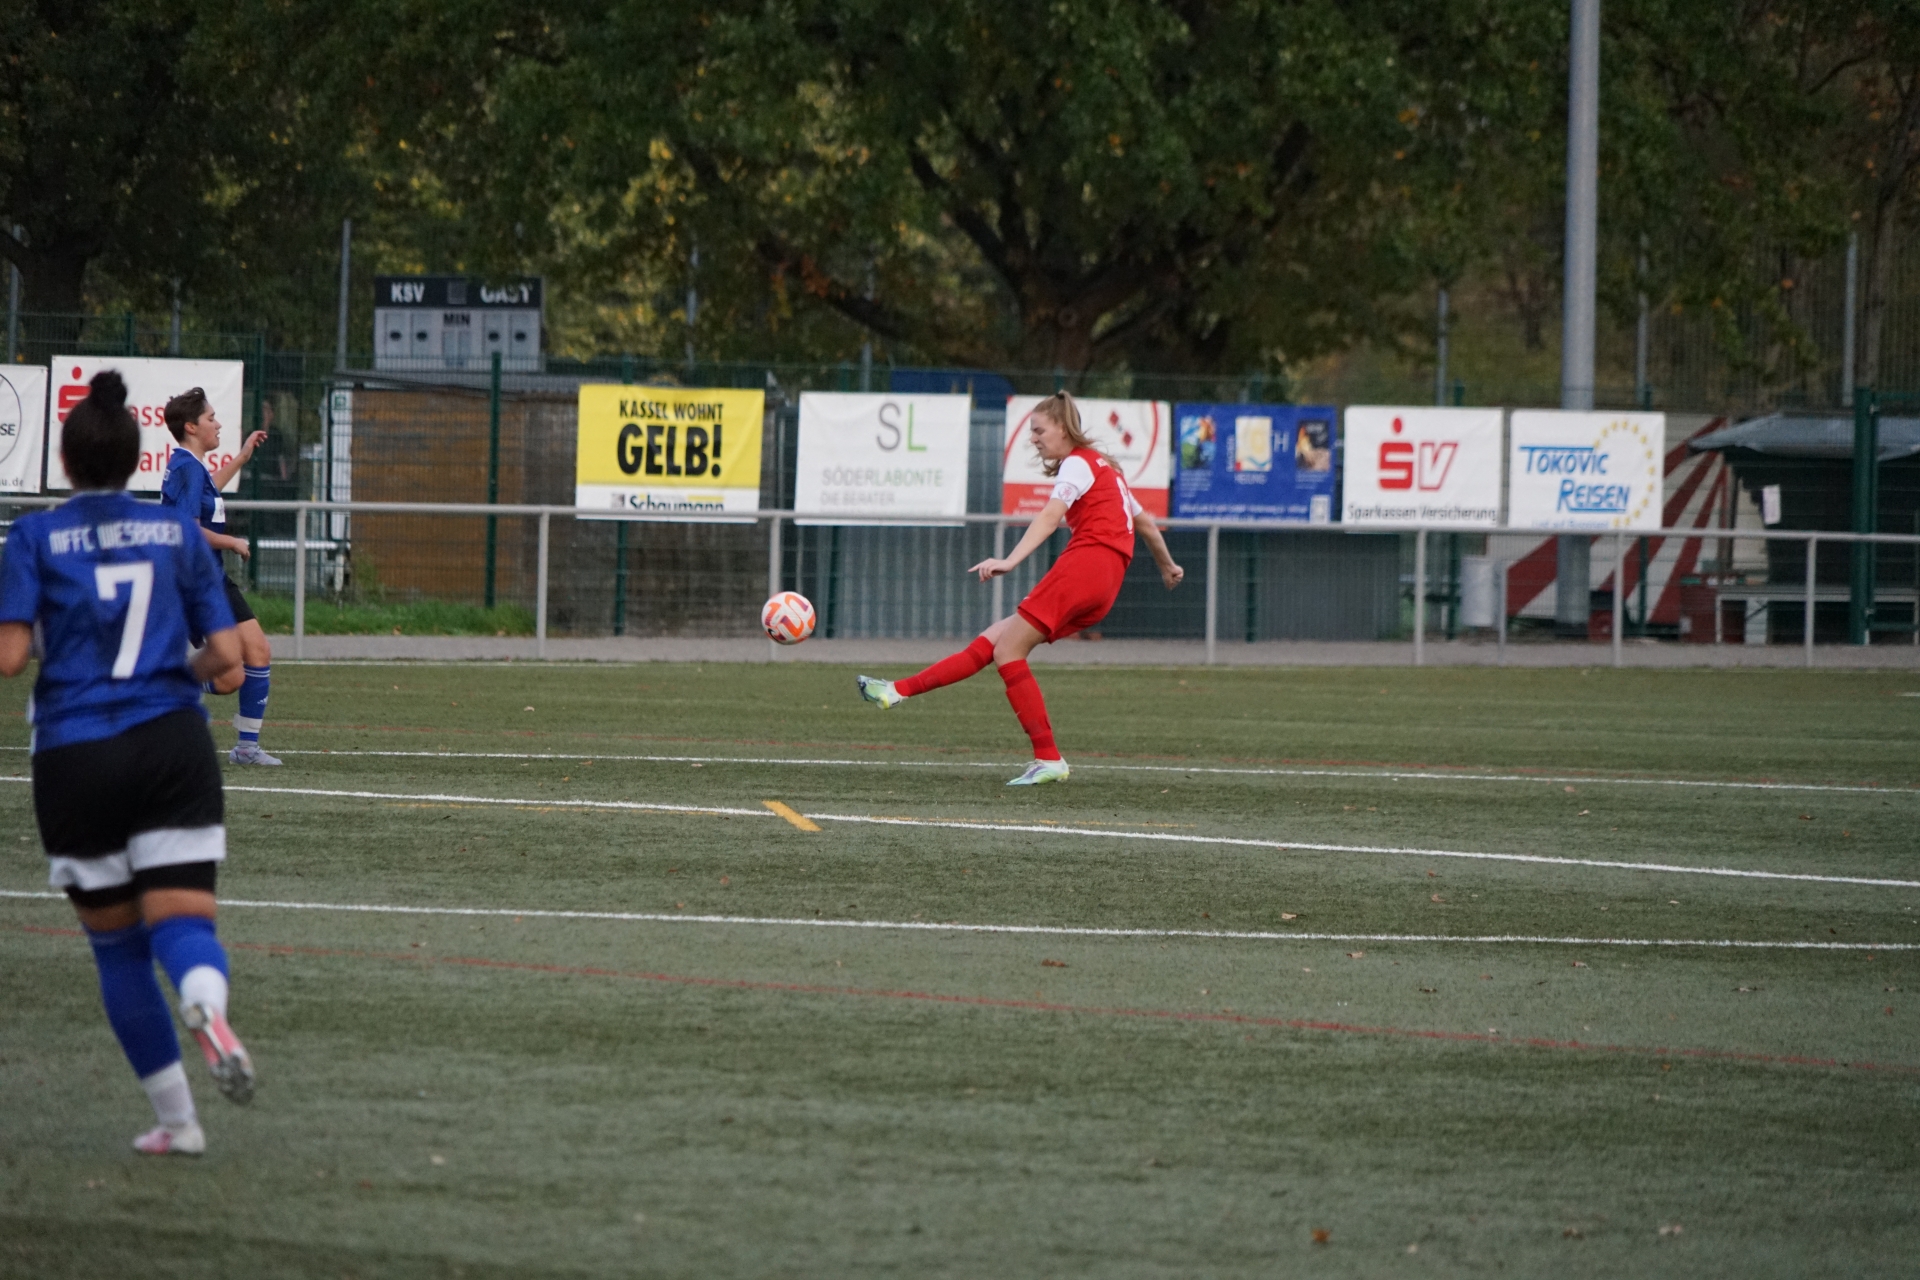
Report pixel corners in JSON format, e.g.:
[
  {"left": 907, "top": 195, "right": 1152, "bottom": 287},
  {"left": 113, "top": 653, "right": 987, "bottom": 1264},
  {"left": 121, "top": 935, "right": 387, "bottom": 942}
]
[
  {"left": 160, "top": 445, "right": 226, "bottom": 572},
  {"left": 0, "top": 492, "right": 235, "bottom": 752}
]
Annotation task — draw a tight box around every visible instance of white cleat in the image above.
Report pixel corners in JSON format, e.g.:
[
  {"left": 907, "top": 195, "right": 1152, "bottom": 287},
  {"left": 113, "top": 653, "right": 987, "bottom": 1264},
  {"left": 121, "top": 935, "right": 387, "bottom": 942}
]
[
  {"left": 856, "top": 675, "right": 904, "bottom": 709},
  {"left": 181, "top": 1003, "right": 255, "bottom": 1105},
  {"left": 133, "top": 1122, "right": 205, "bottom": 1156},
  {"left": 1006, "top": 758, "right": 1071, "bottom": 787},
  {"left": 228, "top": 742, "right": 282, "bottom": 766}
]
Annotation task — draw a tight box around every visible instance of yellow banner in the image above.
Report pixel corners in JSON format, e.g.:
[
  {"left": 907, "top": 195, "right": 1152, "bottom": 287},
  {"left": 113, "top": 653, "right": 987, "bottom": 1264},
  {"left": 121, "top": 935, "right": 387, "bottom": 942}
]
[{"left": 576, "top": 385, "right": 764, "bottom": 517}]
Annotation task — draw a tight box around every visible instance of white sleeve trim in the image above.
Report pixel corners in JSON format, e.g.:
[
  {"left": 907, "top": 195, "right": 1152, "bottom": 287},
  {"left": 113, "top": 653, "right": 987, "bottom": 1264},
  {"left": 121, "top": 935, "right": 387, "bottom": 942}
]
[
  {"left": 1120, "top": 479, "right": 1144, "bottom": 519},
  {"left": 1049, "top": 455, "right": 1096, "bottom": 507}
]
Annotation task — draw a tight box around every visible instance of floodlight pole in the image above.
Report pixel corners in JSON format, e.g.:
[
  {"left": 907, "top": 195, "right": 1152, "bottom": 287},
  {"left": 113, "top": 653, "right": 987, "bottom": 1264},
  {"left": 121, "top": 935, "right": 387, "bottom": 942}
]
[
  {"left": 4, "top": 229, "right": 19, "bottom": 364},
  {"left": 1434, "top": 286, "right": 1450, "bottom": 407},
  {"left": 1557, "top": 0, "right": 1601, "bottom": 638},
  {"left": 335, "top": 218, "right": 352, "bottom": 372},
  {"left": 1842, "top": 231, "right": 1858, "bottom": 407}
]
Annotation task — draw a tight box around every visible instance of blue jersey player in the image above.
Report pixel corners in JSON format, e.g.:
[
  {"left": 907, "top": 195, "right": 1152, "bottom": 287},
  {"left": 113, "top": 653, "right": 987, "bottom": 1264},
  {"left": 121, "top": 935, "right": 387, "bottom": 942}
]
[
  {"left": 0, "top": 371, "right": 255, "bottom": 1156},
  {"left": 159, "top": 387, "right": 277, "bottom": 765}
]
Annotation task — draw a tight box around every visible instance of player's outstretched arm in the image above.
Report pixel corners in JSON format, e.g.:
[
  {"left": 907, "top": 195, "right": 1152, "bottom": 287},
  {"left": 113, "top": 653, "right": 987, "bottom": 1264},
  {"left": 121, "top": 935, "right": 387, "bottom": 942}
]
[
  {"left": 191, "top": 628, "right": 243, "bottom": 687},
  {"left": 969, "top": 498, "right": 1069, "bottom": 581},
  {"left": 1133, "top": 512, "right": 1184, "bottom": 589},
  {"left": 208, "top": 431, "right": 268, "bottom": 491},
  {"left": 0, "top": 622, "right": 31, "bottom": 677}
]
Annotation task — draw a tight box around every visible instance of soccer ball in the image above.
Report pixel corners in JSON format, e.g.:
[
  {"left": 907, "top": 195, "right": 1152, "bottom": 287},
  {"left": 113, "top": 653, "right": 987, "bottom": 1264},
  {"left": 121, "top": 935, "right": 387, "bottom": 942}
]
[{"left": 761, "top": 591, "right": 816, "bottom": 645}]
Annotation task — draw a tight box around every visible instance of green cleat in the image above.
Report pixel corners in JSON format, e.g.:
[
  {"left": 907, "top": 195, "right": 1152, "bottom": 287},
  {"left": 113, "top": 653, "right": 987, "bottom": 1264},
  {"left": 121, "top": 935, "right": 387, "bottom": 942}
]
[
  {"left": 1006, "top": 758, "right": 1070, "bottom": 786},
  {"left": 856, "top": 675, "right": 904, "bottom": 709}
]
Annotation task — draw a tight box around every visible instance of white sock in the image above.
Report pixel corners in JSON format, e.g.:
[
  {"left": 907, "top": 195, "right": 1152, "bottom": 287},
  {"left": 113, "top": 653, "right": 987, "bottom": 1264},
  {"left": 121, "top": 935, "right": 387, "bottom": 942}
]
[
  {"left": 140, "top": 1062, "right": 197, "bottom": 1128},
  {"left": 178, "top": 965, "right": 229, "bottom": 1018}
]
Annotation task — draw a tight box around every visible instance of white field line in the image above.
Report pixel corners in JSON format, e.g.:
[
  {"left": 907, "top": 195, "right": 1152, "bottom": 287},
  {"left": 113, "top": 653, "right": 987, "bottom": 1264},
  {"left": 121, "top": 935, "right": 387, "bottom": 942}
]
[
  {"left": 0, "top": 775, "right": 1911, "bottom": 891},
  {"left": 0, "top": 887, "right": 1910, "bottom": 951},
  {"left": 93, "top": 745, "right": 1911, "bottom": 797}
]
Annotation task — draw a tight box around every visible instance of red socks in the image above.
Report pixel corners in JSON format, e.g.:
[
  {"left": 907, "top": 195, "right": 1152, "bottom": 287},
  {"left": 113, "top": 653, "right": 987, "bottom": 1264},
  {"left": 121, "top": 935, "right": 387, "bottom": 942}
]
[
  {"left": 896, "top": 635, "right": 995, "bottom": 697},
  {"left": 893, "top": 638, "right": 1062, "bottom": 761},
  {"left": 997, "top": 659, "right": 1061, "bottom": 760}
]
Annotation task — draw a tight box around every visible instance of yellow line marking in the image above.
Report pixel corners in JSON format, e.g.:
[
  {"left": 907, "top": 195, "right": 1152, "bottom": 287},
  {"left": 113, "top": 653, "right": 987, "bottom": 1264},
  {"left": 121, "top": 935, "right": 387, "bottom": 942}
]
[{"left": 762, "top": 800, "right": 822, "bottom": 832}]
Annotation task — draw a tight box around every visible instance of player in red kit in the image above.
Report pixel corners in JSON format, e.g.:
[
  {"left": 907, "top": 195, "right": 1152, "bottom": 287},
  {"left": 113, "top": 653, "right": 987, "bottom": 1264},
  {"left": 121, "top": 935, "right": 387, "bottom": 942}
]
[{"left": 857, "top": 392, "right": 1184, "bottom": 784}]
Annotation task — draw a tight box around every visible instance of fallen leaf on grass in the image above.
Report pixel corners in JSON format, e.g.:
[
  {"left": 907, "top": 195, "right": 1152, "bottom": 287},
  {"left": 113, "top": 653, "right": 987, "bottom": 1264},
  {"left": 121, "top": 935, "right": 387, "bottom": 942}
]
[
  {"left": 1563, "top": 1227, "right": 1584, "bottom": 1239},
  {"left": 1418, "top": 986, "right": 1437, "bottom": 994},
  {"left": 1572, "top": 961, "right": 1588, "bottom": 968},
  {"left": 1280, "top": 912, "right": 1299, "bottom": 921},
  {"left": 1311, "top": 1228, "right": 1331, "bottom": 1245},
  {"left": 1659, "top": 1224, "right": 1683, "bottom": 1237},
  {"left": 523, "top": 706, "right": 535, "bottom": 712},
  {"left": 1798, "top": 814, "right": 1812, "bottom": 821},
  {"left": 1735, "top": 986, "right": 1759, "bottom": 993},
  {"left": 1041, "top": 959, "right": 1067, "bottom": 968},
  {"left": 430, "top": 1154, "right": 446, "bottom": 1166},
  {"left": 1430, "top": 893, "right": 1445, "bottom": 903},
  {"left": 1563, "top": 785, "right": 1577, "bottom": 793},
  {"left": 1578, "top": 809, "right": 1590, "bottom": 816},
  {"left": 1347, "top": 951, "right": 1366, "bottom": 959}
]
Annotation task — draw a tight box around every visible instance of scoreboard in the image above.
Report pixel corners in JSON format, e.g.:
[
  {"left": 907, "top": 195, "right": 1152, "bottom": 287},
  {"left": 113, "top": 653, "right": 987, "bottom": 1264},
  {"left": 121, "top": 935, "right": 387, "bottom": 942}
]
[{"left": 373, "top": 275, "right": 543, "bottom": 373}]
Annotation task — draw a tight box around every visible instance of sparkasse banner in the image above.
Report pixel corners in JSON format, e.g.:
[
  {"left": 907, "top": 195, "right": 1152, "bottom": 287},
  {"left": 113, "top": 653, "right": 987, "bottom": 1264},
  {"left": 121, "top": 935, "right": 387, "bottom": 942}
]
[
  {"left": 1507, "top": 411, "right": 1664, "bottom": 531},
  {"left": 794, "top": 392, "right": 971, "bottom": 525},
  {"left": 1341, "top": 406, "right": 1502, "bottom": 527},
  {"left": 47, "top": 357, "right": 246, "bottom": 492},
  {"left": 1003, "top": 397, "right": 1170, "bottom": 516},
  {"left": 575, "top": 385, "right": 764, "bottom": 519},
  {"left": 0, "top": 366, "right": 48, "bottom": 493}
]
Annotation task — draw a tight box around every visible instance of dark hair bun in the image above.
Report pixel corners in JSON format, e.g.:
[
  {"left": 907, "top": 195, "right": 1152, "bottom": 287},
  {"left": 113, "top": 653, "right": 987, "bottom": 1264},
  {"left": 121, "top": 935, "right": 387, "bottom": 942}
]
[{"left": 88, "top": 370, "right": 129, "bottom": 411}]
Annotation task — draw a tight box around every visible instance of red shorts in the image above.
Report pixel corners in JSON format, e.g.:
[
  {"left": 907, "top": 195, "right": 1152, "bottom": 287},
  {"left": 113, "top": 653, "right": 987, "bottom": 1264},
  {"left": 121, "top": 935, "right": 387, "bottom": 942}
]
[{"left": 1017, "top": 545, "right": 1130, "bottom": 642}]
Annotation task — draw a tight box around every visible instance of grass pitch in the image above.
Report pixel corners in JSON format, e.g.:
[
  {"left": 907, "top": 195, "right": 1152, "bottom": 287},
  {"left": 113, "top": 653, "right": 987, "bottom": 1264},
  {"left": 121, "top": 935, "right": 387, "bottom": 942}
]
[{"left": 2, "top": 662, "right": 1918, "bottom": 1277}]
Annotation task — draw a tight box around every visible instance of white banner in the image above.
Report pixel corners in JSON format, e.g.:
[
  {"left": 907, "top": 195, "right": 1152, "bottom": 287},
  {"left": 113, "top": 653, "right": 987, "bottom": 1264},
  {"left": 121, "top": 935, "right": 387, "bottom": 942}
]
[
  {"left": 0, "top": 366, "right": 48, "bottom": 493},
  {"left": 1003, "top": 397, "right": 1170, "bottom": 516},
  {"left": 46, "top": 356, "right": 246, "bottom": 492},
  {"left": 795, "top": 392, "right": 972, "bottom": 525},
  {"left": 1508, "top": 411, "right": 1665, "bottom": 531},
  {"left": 1341, "top": 407, "right": 1502, "bottom": 527}
]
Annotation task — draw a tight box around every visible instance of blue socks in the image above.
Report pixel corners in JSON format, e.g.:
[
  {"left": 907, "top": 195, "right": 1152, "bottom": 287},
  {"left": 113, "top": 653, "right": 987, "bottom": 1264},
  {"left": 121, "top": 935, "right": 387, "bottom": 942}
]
[
  {"left": 87, "top": 924, "right": 181, "bottom": 1079},
  {"left": 235, "top": 665, "right": 269, "bottom": 742},
  {"left": 149, "top": 915, "right": 229, "bottom": 992}
]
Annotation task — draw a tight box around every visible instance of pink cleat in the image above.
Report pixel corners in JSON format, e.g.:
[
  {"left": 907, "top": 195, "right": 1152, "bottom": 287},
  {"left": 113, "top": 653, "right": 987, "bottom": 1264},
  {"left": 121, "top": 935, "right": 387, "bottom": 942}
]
[
  {"left": 181, "top": 1003, "right": 255, "bottom": 1104},
  {"left": 133, "top": 1122, "right": 205, "bottom": 1155}
]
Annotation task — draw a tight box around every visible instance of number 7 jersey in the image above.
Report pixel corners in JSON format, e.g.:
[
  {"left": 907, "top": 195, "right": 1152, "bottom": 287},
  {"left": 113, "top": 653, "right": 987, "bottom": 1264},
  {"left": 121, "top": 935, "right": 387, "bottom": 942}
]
[{"left": 0, "top": 492, "right": 235, "bottom": 753}]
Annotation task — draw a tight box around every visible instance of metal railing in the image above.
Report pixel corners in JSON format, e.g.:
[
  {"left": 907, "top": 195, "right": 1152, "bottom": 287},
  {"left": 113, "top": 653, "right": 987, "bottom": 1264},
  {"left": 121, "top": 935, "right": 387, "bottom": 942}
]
[{"left": 2, "top": 495, "right": 1914, "bottom": 667}]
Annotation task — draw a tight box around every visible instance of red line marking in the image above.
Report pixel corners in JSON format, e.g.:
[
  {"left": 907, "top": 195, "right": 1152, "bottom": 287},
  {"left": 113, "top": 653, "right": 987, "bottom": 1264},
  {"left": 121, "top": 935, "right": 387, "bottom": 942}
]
[{"left": 9, "top": 924, "right": 1913, "bottom": 1076}]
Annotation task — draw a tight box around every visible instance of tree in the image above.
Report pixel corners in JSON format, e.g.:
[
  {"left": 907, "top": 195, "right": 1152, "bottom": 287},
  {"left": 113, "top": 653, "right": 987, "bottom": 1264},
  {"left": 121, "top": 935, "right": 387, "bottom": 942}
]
[{"left": 360, "top": 0, "right": 1575, "bottom": 376}]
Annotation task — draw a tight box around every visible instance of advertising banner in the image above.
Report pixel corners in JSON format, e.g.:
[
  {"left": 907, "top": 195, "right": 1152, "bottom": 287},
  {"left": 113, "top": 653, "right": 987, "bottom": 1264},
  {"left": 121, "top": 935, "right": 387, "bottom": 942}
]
[
  {"left": 1507, "top": 411, "right": 1665, "bottom": 531},
  {"left": 47, "top": 357, "right": 246, "bottom": 492},
  {"left": 0, "top": 366, "right": 48, "bottom": 493},
  {"left": 1002, "top": 397, "right": 1170, "bottom": 516},
  {"left": 794, "top": 392, "right": 971, "bottom": 525},
  {"left": 1171, "top": 402, "right": 1336, "bottom": 522},
  {"left": 1341, "top": 406, "right": 1502, "bottom": 527},
  {"left": 575, "top": 385, "right": 764, "bottom": 519}
]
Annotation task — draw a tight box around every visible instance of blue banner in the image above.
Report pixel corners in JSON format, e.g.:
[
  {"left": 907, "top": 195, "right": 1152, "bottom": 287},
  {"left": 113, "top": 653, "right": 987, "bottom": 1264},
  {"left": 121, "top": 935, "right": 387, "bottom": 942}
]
[{"left": 1171, "top": 403, "right": 1338, "bottom": 522}]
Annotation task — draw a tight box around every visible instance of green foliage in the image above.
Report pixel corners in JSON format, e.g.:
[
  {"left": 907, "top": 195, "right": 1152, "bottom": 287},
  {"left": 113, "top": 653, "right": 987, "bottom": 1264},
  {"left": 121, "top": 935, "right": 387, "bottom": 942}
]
[
  {"left": 244, "top": 593, "right": 536, "bottom": 636},
  {"left": 5, "top": 0, "right": 1916, "bottom": 384}
]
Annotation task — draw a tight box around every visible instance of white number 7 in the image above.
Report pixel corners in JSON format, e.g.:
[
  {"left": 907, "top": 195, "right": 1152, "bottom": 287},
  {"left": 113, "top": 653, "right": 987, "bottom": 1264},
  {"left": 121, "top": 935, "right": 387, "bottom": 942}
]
[{"left": 95, "top": 563, "right": 154, "bottom": 679}]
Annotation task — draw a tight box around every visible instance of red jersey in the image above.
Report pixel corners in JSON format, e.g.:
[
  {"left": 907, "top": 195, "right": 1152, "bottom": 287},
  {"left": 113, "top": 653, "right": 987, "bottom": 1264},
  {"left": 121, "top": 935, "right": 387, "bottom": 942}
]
[{"left": 1051, "top": 447, "right": 1143, "bottom": 561}]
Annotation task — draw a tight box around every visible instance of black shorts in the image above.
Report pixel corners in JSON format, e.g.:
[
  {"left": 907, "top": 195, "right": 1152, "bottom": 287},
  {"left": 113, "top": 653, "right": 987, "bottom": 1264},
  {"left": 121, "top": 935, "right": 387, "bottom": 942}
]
[
  {"left": 223, "top": 575, "right": 255, "bottom": 626},
  {"left": 33, "top": 708, "right": 226, "bottom": 908}
]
